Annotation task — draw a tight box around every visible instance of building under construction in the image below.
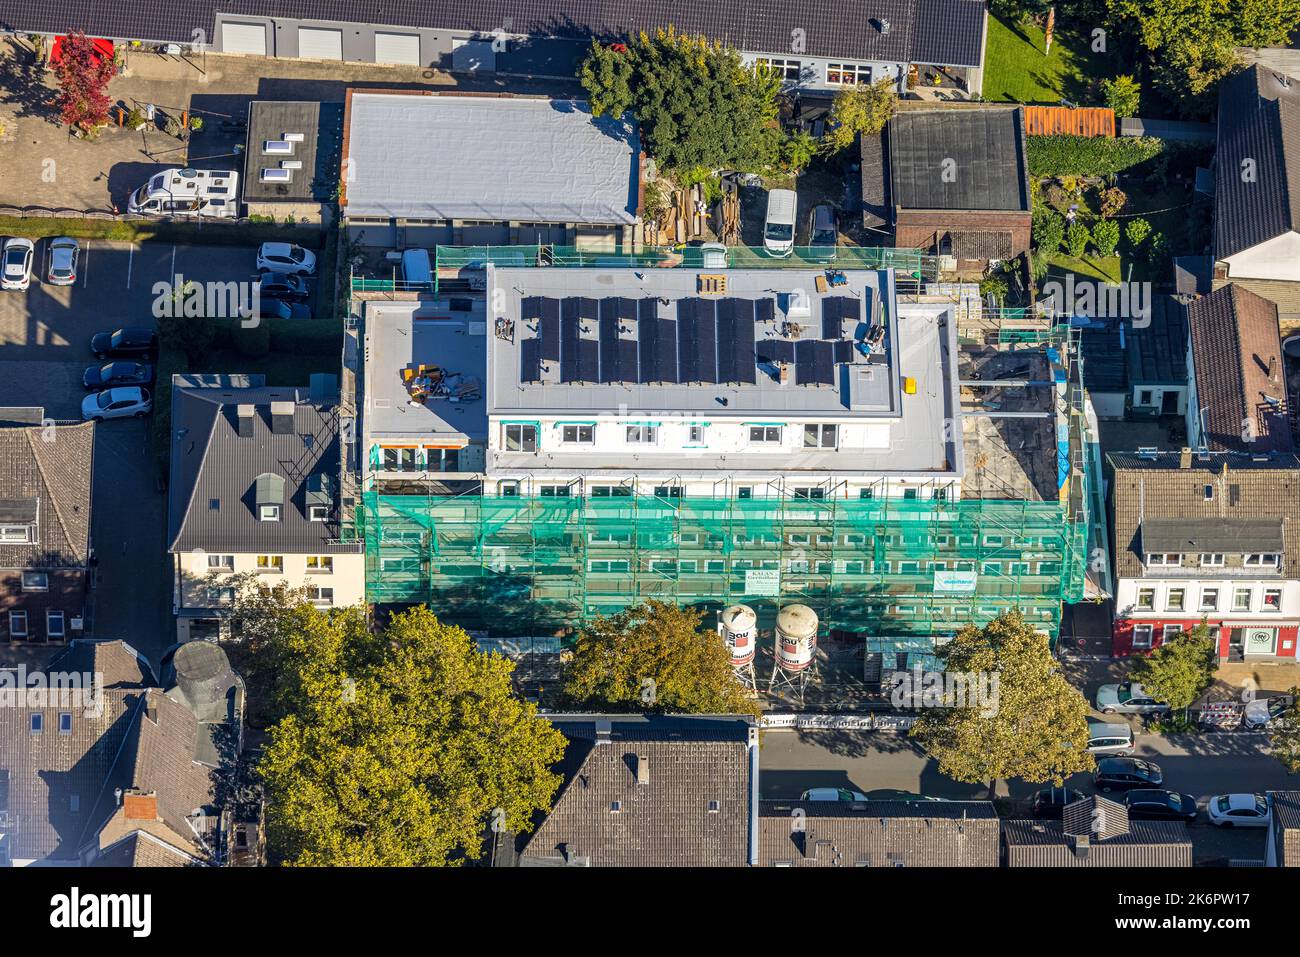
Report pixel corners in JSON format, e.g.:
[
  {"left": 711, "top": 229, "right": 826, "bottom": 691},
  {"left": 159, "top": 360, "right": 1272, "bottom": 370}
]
[{"left": 341, "top": 248, "right": 1107, "bottom": 653}]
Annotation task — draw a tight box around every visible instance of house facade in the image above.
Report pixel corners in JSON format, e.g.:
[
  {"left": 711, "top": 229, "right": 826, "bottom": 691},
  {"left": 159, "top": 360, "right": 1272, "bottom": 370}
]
[{"left": 1109, "top": 451, "right": 1300, "bottom": 660}]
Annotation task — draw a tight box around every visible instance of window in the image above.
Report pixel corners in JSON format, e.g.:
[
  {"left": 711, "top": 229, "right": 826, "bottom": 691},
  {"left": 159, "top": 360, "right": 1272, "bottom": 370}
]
[
  {"left": 737, "top": 487, "right": 753, "bottom": 499},
  {"left": 499, "top": 481, "right": 519, "bottom": 497},
  {"left": 539, "top": 485, "right": 571, "bottom": 497},
  {"left": 20, "top": 570, "right": 48, "bottom": 592},
  {"left": 205, "top": 586, "right": 235, "bottom": 604},
  {"left": 0, "top": 524, "right": 33, "bottom": 543},
  {"left": 1136, "top": 588, "right": 1155, "bottom": 611},
  {"left": 793, "top": 487, "right": 825, "bottom": 499},
  {"left": 307, "top": 587, "right": 334, "bottom": 606},
  {"left": 1245, "top": 553, "right": 1281, "bottom": 568},
  {"left": 1132, "top": 624, "right": 1154, "bottom": 649},
  {"left": 381, "top": 446, "right": 417, "bottom": 471},
  {"left": 1146, "top": 553, "right": 1182, "bottom": 567},
  {"left": 1200, "top": 587, "right": 1219, "bottom": 611},
  {"left": 207, "top": 554, "right": 234, "bottom": 570},
  {"left": 58, "top": 712, "right": 72, "bottom": 734},
  {"left": 1137, "top": 389, "right": 1153, "bottom": 406},
  {"left": 259, "top": 504, "right": 281, "bottom": 522},
  {"left": 590, "top": 486, "right": 632, "bottom": 498},
  {"left": 654, "top": 485, "right": 683, "bottom": 499},
  {"left": 1203, "top": 484, "right": 1214, "bottom": 501},
  {"left": 9, "top": 610, "right": 27, "bottom": 637},
  {"left": 826, "top": 62, "right": 871, "bottom": 85},
  {"left": 1263, "top": 588, "right": 1282, "bottom": 611},
  {"left": 504, "top": 424, "right": 537, "bottom": 452},
  {"left": 687, "top": 425, "right": 705, "bottom": 444},
  {"left": 47, "top": 610, "right": 65, "bottom": 638},
  {"left": 29, "top": 713, "right": 42, "bottom": 734},
  {"left": 859, "top": 488, "right": 875, "bottom": 500},
  {"left": 749, "top": 426, "right": 782, "bottom": 444},
  {"left": 589, "top": 559, "right": 630, "bottom": 573},
  {"left": 1232, "top": 588, "right": 1253, "bottom": 612},
  {"left": 256, "top": 555, "right": 284, "bottom": 573},
  {"left": 933, "top": 487, "right": 949, "bottom": 502},
  {"left": 1166, "top": 588, "right": 1185, "bottom": 612},
  {"left": 1162, "top": 624, "right": 1183, "bottom": 641},
  {"left": 1200, "top": 553, "right": 1225, "bottom": 567},
  {"left": 803, "top": 424, "right": 837, "bottom": 448},
  {"left": 308, "top": 504, "right": 329, "bottom": 522},
  {"left": 903, "top": 488, "right": 919, "bottom": 501},
  {"left": 626, "top": 425, "right": 658, "bottom": 444},
  {"left": 755, "top": 56, "right": 801, "bottom": 80},
  {"left": 561, "top": 424, "right": 594, "bottom": 444},
  {"left": 306, "top": 556, "right": 333, "bottom": 573}
]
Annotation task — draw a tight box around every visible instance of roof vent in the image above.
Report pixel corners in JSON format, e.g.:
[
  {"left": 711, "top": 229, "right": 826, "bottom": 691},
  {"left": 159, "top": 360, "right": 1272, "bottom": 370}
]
[
  {"left": 270, "top": 400, "right": 295, "bottom": 435},
  {"left": 878, "top": 18, "right": 891, "bottom": 35},
  {"left": 283, "top": 132, "right": 305, "bottom": 142},
  {"left": 236, "top": 403, "right": 256, "bottom": 438},
  {"left": 635, "top": 754, "right": 649, "bottom": 785}
]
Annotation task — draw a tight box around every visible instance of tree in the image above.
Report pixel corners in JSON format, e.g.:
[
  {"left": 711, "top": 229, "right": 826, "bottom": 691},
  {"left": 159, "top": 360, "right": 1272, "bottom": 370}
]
[
  {"left": 1092, "top": 218, "right": 1121, "bottom": 256},
  {"left": 54, "top": 31, "right": 117, "bottom": 132},
  {"left": 1270, "top": 688, "right": 1300, "bottom": 773},
  {"left": 820, "top": 77, "right": 898, "bottom": 155},
  {"left": 563, "top": 600, "right": 761, "bottom": 716},
  {"left": 256, "top": 601, "right": 567, "bottom": 865},
  {"left": 1065, "top": 222, "right": 1091, "bottom": 258},
  {"left": 1125, "top": 217, "right": 1151, "bottom": 246},
  {"left": 1098, "top": 186, "right": 1128, "bottom": 218},
  {"left": 1101, "top": 74, "right": 1142, "bottom": 118},
  {"left": 910, "top": 613, "right": 1095, "bottom": 796},
  {"left": 1129, "top": 623, "right": 1217, "bottom": 711},
  {"left": 1145, "top": 230, "right": 1170, "bottom": 263},
  {"left": 1032, "top": 208, "right": 1065, "bottom": 254},
  {"left": 779, "top": 130, "right": 818, "bottom": 173}
]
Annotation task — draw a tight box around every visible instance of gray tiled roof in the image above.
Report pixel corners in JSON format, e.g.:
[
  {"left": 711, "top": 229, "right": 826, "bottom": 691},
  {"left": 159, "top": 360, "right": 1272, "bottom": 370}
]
[
  {"left": 91, "top": 830, "right": 200, "bottom": 867},
  {"left": 517, "top": 715, "right": 755, "bottom": 867},
  {"left": 1003, "top": 817, "right": 1192, "bottom": 867},
  {"left": 1272, "top": 791, "right": 1300, "bottom": 867},
  {"left": 167, "top": 384, "right": 356, "bottom": 555},
  {"left": 0, "top": 420, "right": 94, "bottom": 569},
  {"left": 1215, "top": 66, "right": 1300, "bottom": 260},
  {"left": 758, "top": 799, "right": 999, "bottom": 866},
  {"left": 1, "top": 0, "right": 987, "bottom": 66},
  {"left": 46, "top": 638, "right": 156, "bottom": 689}
]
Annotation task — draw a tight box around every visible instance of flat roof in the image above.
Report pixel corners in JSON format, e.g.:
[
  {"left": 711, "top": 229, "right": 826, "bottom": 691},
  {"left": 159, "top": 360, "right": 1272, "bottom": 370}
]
[
  {"left": 244, "top": 100, "right": 336, "bottom": 203},
  {"left": 363, "top": 301, "right": 489, "bottom": 444},
  {"left": 344, "top": 93, "right": 640, "bottom": 225}
]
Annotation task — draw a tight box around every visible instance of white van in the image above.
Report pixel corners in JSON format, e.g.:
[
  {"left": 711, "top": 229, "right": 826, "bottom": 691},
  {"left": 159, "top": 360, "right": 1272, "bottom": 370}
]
[
  {"left": 763, "top": 188, "right": 797, "bottom": 258},
  {"left": 401, "top": 248, "right": 432, "bottom": 288},
  {"left": 127, "top": 168, "right": 239, "bottom": 218}
]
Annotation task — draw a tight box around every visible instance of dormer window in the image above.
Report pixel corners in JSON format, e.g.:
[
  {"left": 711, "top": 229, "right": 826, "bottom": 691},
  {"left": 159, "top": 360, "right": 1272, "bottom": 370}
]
[
  {"left": 308, "top": 505, "right": 328, "bottom": 522},
  {"left": 0, "top": 498, "right": 39, "bottom": 543},
  {"left": 0, "top": 524, "right": 33, "bottom": 543},
  {"left": 253, "top": 472, "right": 285, "bottom": 522},
  {"left": 305, "top": 473, "right": 333, "bottom": 523}
]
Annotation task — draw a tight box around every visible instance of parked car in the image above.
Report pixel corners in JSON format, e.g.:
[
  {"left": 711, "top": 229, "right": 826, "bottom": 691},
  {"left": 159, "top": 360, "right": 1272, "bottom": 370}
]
[
  {"left": 1245, "top": 695, "right": 1291, "bottom": 731},
  {"left": 2, "top": 238, "right": 34, "bottom": 290},
  {"left": 1032, "top": 787, "right": 1087, "bottom": 820},
  {"left": 82, "top": 361, "right": 153, "bottom": 390},
  {"left": 256, "top": 242, "right": 316, "bottom": 275},
  {"left": 257, "top": 272, "right": 309, "bottom": 302},
  {"left": 1086, "top": 719, "right": 1135, "bottom": 756},
  {"left": 243, "top": 298, "right": 311, "bottom": 321},
  {"left": 1207, "top": 793, "right": 1272, "bottom": 828},
  {"left": 799, "top": 787, "right": 869, "bottom": 803},
  {"left": 807, "top": 204, "right": 838, "bottom": 261},
  {"left": 1096, "top": 682, "right": 1171, "bottom": 716},
  {"left": 1094, "top": 757, "right": 1163, "bottom": 792},
  {"left": 81, "top": 386, "right": 151, "bottom": 421},
  {"left": 46, "top": 236, "right": 79, "bottom": 286},
  {"left": 763, "top": 188, "right": 797, "bottom": 258},
  {"left": 90, "top": 327, "right": 158, "bottom": 360},
  {"left": 1123, "top": 789, "right": 1199, "bottom": 823}
]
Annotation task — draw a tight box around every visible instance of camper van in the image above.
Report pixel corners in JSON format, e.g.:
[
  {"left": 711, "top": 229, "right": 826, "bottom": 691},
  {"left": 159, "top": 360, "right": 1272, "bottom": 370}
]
[
  {"left": 763, "top": 188, "right": 797, "bottom": 258},
  {"left": 127, "top": 168, "right": 240, "bottom": 218}
]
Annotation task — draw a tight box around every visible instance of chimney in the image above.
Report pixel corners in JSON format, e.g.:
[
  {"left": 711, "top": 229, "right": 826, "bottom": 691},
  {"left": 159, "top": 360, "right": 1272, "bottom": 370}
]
[
  {"left": 236, "top": 403, "right": 255, "bottom": 438},
  {"left": 122, "top": 789, "right": 158, "bottom": 822},
  {"left": 635, "top": 754, "right": 649, "bottom": 785},
  {"left": 1179, "top": 446, "right": 1192, "bottom": 469},
  {"left": 270, "top": 400, "right": 295, "bottom": 435},
  {"left": 1269, "top": 355, "right": 1279, "bottom": 383},
  {"left": 1070, "top": 832, "right": 1090, "bottom": 859}
]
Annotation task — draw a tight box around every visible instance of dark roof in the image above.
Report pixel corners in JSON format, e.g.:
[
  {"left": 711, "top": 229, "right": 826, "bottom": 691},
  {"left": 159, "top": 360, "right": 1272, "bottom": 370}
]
[
  {"left": 167, "top": 383, "right": 356, "bottom": 554},
  {"left": 1078, "top": 326, "right": 1127, "bottom": 393},
  {"left": 1215, "top": 66, "right": 1300, "bottom": 260},
  {"left": 886, "top": 108, "right": 1030, "bottom": 212},
  {"left": 1142, "top": 516, "right": 1284, "bottom": 553},
  {"left": 1174, "top": 255, "right": 1213, "bottom": 296},
  {"left": 1186, "top": 285, "right": 1291, "bottom": 453},
  {"left": 1107, "top": 453, "right": 1300, "bottom": 579},
  {"left": 860, "top": 126, "right": 891, "bottom": 229},
  {"left": 243, "top": 100, "right": 342, "bottom": 203},
  {"left": 47, "top": 639, "right": 156, "bottom": 689},
  {"left": 757, "top": 799, "right": 999, "bottom": 866},
  {"left": 0, "top": 419, "right": 94, "bottom": 569},
  {"left": 1127, "top": 295, "right": 1188, "bottom": 387},
  {"left": 1271, "top": 791, "right": 1300, "bottom": 867},
  {"left": 4, "top": 0, "right": 987, "bottom": 66},
  {"left": 1003, "top": 795, "right": 1192, "bottom": 868},
  {"left": 516, "top": 714, "right": 755, "bottom": 867}
]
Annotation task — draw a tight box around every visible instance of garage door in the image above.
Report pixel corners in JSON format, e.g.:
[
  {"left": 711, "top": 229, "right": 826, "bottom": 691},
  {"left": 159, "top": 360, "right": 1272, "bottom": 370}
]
[
  {"left": 298, "top": 27, "right": 343, "bottom": 60},
  {"left": 375, "top": 32, "right": 421, "bottom": 65},
  {"left": 221, "top": 22, "right": 267, "bottom": 56}
]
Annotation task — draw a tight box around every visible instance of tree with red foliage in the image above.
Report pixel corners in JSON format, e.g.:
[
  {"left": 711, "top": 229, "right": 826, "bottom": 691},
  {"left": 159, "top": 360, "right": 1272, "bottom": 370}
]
[{"left": 54, "top": 32, "right": 117, "bottom": 133}]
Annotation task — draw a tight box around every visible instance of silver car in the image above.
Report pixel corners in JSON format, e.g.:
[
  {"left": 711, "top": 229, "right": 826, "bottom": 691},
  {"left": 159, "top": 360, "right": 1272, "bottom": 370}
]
[
  {"left": 46, "top": 236, "right": 79, "bottom": 286},
  {"left": 1096, "top": 682, "right": 1170, "bottom": 715}
]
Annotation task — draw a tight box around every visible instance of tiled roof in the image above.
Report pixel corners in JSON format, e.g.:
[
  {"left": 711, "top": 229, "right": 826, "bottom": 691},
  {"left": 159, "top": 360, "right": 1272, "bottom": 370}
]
[
  {"left": 1186, "top": 284, "right": 1291, "bottom": 453},
  {"left": 92, "top": 831, "right": 200, "bottom": 867},
  {"left": 517, "top": 715, "right": 755, "bottom": 867},
  {"left": 1107, "top": 453, "right": 1300, "bottom": 579},
  {"left": 757, "top": 799, "right": 999, "bottom": 866},
  {"left": 1273, "top": 791, "right": 1300, "bottom": 867},
  {"left": 3, "top": 0, "right": 988, "bottom": 66},
  {"left": 1003, "top": 816, "right": 1192, "bottom": 867},
  {"left": 0, "top": 420, "right": 94, "bottom": 569},
  {"left": 1215, "top": 66, "right": 1300, "bottom": 260},
  {"left": 46, "top": 638, "right": 156, "bottom": 689}
]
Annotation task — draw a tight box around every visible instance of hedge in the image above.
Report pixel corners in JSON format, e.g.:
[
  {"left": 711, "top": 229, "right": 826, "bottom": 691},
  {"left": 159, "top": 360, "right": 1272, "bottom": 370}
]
[
  {"left": 207, "top": 317, "right": 342, "bottom": 355},
  {"left": 0, "top": 216, "right": 325, "bottom": 249},
  {"left": 149, "top": 345, "right": 190, "bottom": 485},
  {"left": 1027, "top": 135, "right": 1165, "bottom": 177}
]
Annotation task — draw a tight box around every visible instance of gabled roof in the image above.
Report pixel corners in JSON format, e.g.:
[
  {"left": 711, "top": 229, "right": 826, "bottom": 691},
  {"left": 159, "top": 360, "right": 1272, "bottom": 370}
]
[
  {"left": 4, "top": 0, "right": 988, "bottom": 67},
  {"left": 0, "top": 418, "right": 94, "bottom": 568},
  {"left": 167, "top": 382, "right": 353, "bottom": 554},
  {"left": 516, "top": 715, "right": 755, "bottom": 867},
  {"left": 757, "top": 799, "right": 999, "bottom": 866},
  {"left": 1269, "top": 791, "right": 1300, "bottom": 867},
  {"left": 1186, "top": 284, "right": 1291, "bottom": 453},
  {"left": 1003, "top": 795, "right": 1192, "bottom": 867},
  {"left": 1215, "top": 66, "right": 1300, "bottom": 260}
]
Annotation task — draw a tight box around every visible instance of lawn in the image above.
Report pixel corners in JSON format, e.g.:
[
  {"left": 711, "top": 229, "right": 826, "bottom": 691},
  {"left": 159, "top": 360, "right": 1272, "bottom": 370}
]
[
  {"left": 983, "top": 14, "right": 1102, "bottom": 105},
  {"left": 1045, "top": 253, "right": 1122, "bottom": 285}
]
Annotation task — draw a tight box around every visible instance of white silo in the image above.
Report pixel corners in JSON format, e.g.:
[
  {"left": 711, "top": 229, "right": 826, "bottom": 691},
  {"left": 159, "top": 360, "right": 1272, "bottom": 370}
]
[
  {"left": 717, "top": 604, "right": 758, "bottom": 691},
  {"left": 769, "top": 604, "right": 819, "bottom": 703}
]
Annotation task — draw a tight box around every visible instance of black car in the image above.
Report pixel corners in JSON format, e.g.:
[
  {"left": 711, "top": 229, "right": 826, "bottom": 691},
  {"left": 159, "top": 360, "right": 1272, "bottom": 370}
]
[
  {"left": 1094, "top": 757, "right": 1164, "bottom": 792},
  {"left": 257, "top": 272, "right": 309, "bottom": 303},
  {"left": 90, "top": 327, "right": 157, "bottom": 360},
  {"left": 82, "top": 361, "right": 153, "bottom": 390},
  {"left": 246, "top": 298, "right": 311, "bottom": 320},
  {"left": 1123, "top": 789, "right": 1199, "bottom": 823},
  {"left": 1031, "top": 787, "right": 1087, "bottom": 820}
]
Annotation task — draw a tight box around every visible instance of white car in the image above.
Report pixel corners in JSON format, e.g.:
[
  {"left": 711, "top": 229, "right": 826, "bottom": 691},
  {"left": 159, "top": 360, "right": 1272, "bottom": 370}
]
[
  {"left": 82, "top": 386, "right": 151, "bottom": 421},
  {"left": 256, "top": 242, "right": 316, "bottom": 275},
  {"left": 1207, "top": 793, "right": 1272, "bottom": 828},
  {"left": 2, "top": 238, "right": 34, "bottom": 290},
  {"left": 46, "top": 236, "right": 79, "bottom": 286},
  {"left": 799, "top": 787, "right": 869, "bottom": 802}
]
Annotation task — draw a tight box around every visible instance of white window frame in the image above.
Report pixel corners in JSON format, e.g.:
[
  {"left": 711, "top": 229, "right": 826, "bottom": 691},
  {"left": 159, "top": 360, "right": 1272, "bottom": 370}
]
[
  {"left": 1200, "top": 553, "right": 1225, "bottom": 567},
  {"left": 1263, "top": 588, "right": 1282, "bottom": 612},
  {"left": 1161, "top": 624, "right": 1183, "bottom": 641},
  {"left": 256, "top": 554, "right": 284, "bottom": 573},
  {"left": 307, "top": 586, "right": 335, "bottom": 607},
  {"left": 1245, "top": 553, "right": 1281, "bottom": 568},
  {"left": 46, "top": 610, "right": 65, "bottom": 638},
  {"left": 9, "top": 610, "right": 27, "bottom": 637},
  {"left": 755, "top": 56, "right": 802, "bottom": 80},
  {"left": 826, "top": 62, "right": 872, "bottom": 85},
  {"left": 306, "top": 555, "right": 334, "bottom": 573},
  {"left": 1132, "top": 623, "right": 1154, "bottom": 649},
  {"left": 205, "top": 586, "right": 235, "bottom": 605},
  {"left": 308, "top": 504, "right": 329, "bottom": 522},
  {"left": 687, "top": 424, "right": 706, "bottom": 445},
  {"left": 625, "top": 425, "right": 658, "bottom": 445},
  {"left": 1232, "top": 587, "right": 1253, "bottom": 612},
  {"left": 748, "top": 425, "right": 782, "bottom": 445},
  {"left": 1136, "top": 588, "right": 1156, "bottom": 611},
  {"left": 0, "top": 524, "right": 33, "bottom": 543},
  {"left": 802, "top": 424, "right": 837, "bottom": 448},
  {"left": 1165, "top": 588, "right": 1185, "bottom": 612},
  {"left": 259, "top": 504, "right": 281, "bottom": 522},
  {"left": 1146, "top": 553, "right": 1182, "bottom": 567},
  {"left": 561, "top": 424, "right": 594, "bottom": 444},
  {"left": 504, "top": 424, "right": 538, "bottom": 452},
  {"left": 20, "top": 570, "right": 48, "bottom": 592},
  {"left": 1200, "top": 587, "right": 1220, "bottom": 612},
  {"left": 207, "top": 554, "right": 235, "bottom": 570}
]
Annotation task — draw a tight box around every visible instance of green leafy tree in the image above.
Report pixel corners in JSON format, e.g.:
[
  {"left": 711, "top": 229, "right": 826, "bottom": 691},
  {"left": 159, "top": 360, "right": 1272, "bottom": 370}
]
[
  {"left": 1032, "top": 208, "right": 1065, "bottom": 254},
  {"left": 563, "top": 600, "right": 761, "bottom": 716},
  {"left": 1270, "top": 688, "right": 1300, "bottom": 773},
  {"left": 1065, "top": 222, "right": 1091, "bottom": 257},
  {"left": 910, "top": 612, "right": 1096, "bottom": 796},
  {"left": 1145, "top": 230, "right": 1170, "bottom": 263},
  {"left": 256, "top": 601, "right": 567, "bottom": 866},
  {"left": 1125, "top": 217, "right": 1151, "bottom": 246},
  {"left": 820, "top": 77, "right": 898, "bottom": 154},
  {"left": 1101, "top": 74, "right": 1142, "bottom": 118},
  {"left": 1092, "top": 218, "right": 1121, "bottom": 256},
  {"left": 1129, "top": 623, "right": 1218, "bottom": 711},
  {"left": 779, "top": 130, "right": 818, "bottom": 172}
]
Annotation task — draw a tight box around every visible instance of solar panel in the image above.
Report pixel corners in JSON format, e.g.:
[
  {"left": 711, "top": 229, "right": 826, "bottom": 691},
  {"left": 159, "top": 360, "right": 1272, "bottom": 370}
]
[
  {"left": 838, "top": 296, "right": 862, "bottom": 324},
  {"left": 639, "top": 312, "right": 659, "bottom": 382},
  {"left": 577, "top": 297, "right": 599, "bottom": 321},
  {"left": 618, "top": 298, "right": 638, "bottom": 322},
  {"left": 795, "top": 340, "right": 834, "bottom": 386},
  {"left": 656, "top": 319, "right": 678, "bottom": 383},
  {"left": 520, "top": 338, "right": 543, "bottom": 382},
  {"left": 821, "top": 297, "right": 842, "bottom": 340},
  {"left": 756, "top": 298, "right": 775, "bottom": 324},
  {"left": 539, "top": 297, "right": 561, "bottom": 361},
  {"left": 833, "top": 339, "right": 856, "bottom": 364},
  {"left": 677, "top": 298, "right": 717, "bottom": 383},
  {"left": 578, "top": 339, "right": 599, "bottom": 381},
  {"left": 756, "top": 339, "right": 795, "bottom": 364},
  {"left": 521, "top": 296, "right": 543, "bottom": 323},
  {"left": 813, "top": 341, "right": 834, "bottom": 384},
  {"left": 560, "top": 306, "right": 581, "bottom": 382},
  {"left": 599, "top": 309, "right": 622, "bottom": 382},
  {"left": 620, "top": 340, "right": 638, "bottom": 381},
  {"left": 638, "top": 298, "right": 657, "bottom": 322},
  {"left": 727, "top": 299, "right": 757, "bottom": 384}
]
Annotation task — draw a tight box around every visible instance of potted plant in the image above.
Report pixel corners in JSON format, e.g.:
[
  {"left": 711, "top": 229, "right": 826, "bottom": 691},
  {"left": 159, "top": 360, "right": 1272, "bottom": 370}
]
[{"left": 189, "top": 115, "right": 204, "bottom": 134}]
